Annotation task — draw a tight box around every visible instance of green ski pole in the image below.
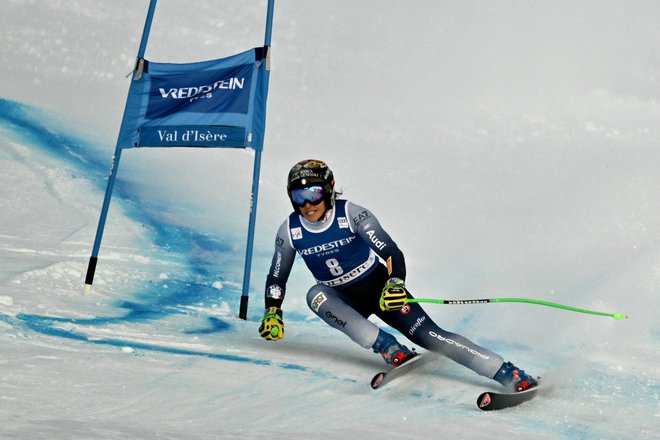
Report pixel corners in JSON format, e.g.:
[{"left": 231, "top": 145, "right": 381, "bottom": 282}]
[{"left": 395, "top": 297, "right": 627, "bottom": 320}]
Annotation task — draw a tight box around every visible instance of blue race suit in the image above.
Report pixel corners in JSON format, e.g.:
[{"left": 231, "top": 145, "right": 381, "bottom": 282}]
[{"left": 264, "top": 199, "right": 505, "bottom": 379}]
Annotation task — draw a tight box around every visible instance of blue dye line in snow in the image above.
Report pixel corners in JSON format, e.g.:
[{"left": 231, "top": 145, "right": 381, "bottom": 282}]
[
  {"left": 0, "top": 98, "right": 265, "bottom": 360},
  {"left": 7, "top": 312, "right": 343, "bottom": 380},
  {"left": 3, "top": 313, "right": 350, "bottom": 386},
  {"left": 0, "top": 98, "right": 239, "bottom": 291},
  {"left": 14, "top": 313, "right": 265, "bottom": 366},
  {"left": 0, "top": 99, "right": 109, "bottom": 178},
  {"left": 0, "top": 98, "right": 239, "bottom": 292}
]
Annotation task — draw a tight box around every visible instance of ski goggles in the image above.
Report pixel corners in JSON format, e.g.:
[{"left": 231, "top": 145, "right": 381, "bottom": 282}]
[{"left": 290, "top": 186, "right": 325, "bottom": 207}]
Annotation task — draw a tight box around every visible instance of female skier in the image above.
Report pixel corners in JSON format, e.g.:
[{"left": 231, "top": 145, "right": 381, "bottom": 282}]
[{"left": 259, "top": 159, "right": 537, "bottom": 392}]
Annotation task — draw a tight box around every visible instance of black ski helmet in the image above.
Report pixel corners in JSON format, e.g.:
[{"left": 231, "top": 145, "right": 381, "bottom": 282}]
[{"left": 287, "top": 159, "right": 335, "bottom": 213}]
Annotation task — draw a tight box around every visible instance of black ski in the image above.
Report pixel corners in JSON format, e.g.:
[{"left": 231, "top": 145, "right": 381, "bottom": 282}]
[
  {"left": 370, "top": 353, "right": 424, "bottom": 389},
  {"left": 476, "top": 385, "right": 540, "bottom": 411}
]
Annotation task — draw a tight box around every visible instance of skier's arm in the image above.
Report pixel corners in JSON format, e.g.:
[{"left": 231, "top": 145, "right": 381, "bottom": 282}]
[
  {"left": 264, "top": 220, "right": 297, "bottom": 309},
  {"left": 346, "top": 202, "right": 412, "bottom": 312},
  {"left": 347, "top": 202, "right": 406, "bottom": 281}
]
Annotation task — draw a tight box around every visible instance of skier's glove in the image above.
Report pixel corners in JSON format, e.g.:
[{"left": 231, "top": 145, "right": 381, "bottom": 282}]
[
  {"left": 380, "top": 277, "right": 409, "bottom": 311},
  {"left": 259, "top": 306, "right": 284, "bottom": 341}
]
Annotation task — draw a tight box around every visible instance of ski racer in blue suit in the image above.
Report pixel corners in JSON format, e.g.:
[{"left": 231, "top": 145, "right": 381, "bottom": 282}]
[{"left": 260, "top": 159, "right": 538, "bottom": 392}]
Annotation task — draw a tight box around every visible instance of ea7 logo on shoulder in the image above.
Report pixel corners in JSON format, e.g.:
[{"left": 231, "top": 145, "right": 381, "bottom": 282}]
[{"left": 353, "top": 210, "right": 371, "bottom": 227}]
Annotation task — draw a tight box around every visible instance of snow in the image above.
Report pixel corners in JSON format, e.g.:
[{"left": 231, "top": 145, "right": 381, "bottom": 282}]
[{"left": 1, "top": 1, "right": 659, "bottom": 439}]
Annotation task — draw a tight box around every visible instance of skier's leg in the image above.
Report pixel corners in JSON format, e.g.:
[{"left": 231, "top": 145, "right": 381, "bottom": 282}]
[
  {"left": 306, "top": 284, "right": 412, "bottom": 365},
  {"left": 377, "top": 301, "right": 504, "bottom": 379},
  {"left": 390, "top": 304, "right": 538, "bottom": 390},
  {"left": 306, "top": 284, "right": 380, "bottom": 349}
]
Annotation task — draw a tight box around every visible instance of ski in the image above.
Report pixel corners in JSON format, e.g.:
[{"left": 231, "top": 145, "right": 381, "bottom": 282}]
[
  {"left": 476, "top": 385, "right": 540, "bottom": 411},
  {"left": 370, "top": 353, "right": 424, "bottom": 389}
]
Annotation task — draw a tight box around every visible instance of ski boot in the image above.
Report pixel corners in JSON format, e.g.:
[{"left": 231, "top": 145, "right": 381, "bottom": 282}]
[
  {"left": 493, "top": 361, "right": 539, "bottom": 392},
  {"left": 371, "top": 330, "right": 416, "bottom": 366}
]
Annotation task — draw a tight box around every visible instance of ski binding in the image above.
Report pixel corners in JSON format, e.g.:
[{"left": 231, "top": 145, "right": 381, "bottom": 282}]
[{"left": 370, "top": 353, "right": 424, "bottom": 390}]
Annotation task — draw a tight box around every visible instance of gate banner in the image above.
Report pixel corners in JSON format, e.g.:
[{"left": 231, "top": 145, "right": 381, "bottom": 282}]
[{"left": 117, "top": 47, "right": 270, "bottom": 151}]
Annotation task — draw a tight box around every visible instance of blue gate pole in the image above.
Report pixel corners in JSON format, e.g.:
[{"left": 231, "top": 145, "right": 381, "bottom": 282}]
[
  {"left": 264, "top": 0, "right": 275, "bottom": 45},
  {"left": 84, "top": 146, "right": 123, "bottom": 292},
  {"left": 239, "top": 149, "right": 263, "bottom": 319},
  {"left": 239, "top": 0, "right": 275, "bottom": 319},
  {"left": 84, "top": 0, "right": 159, "bottom": 293}
]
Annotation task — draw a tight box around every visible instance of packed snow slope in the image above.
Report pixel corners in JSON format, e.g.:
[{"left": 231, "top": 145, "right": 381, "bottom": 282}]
[{"left": 1, "top": 1, "right": 659, "bottom": 439}]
